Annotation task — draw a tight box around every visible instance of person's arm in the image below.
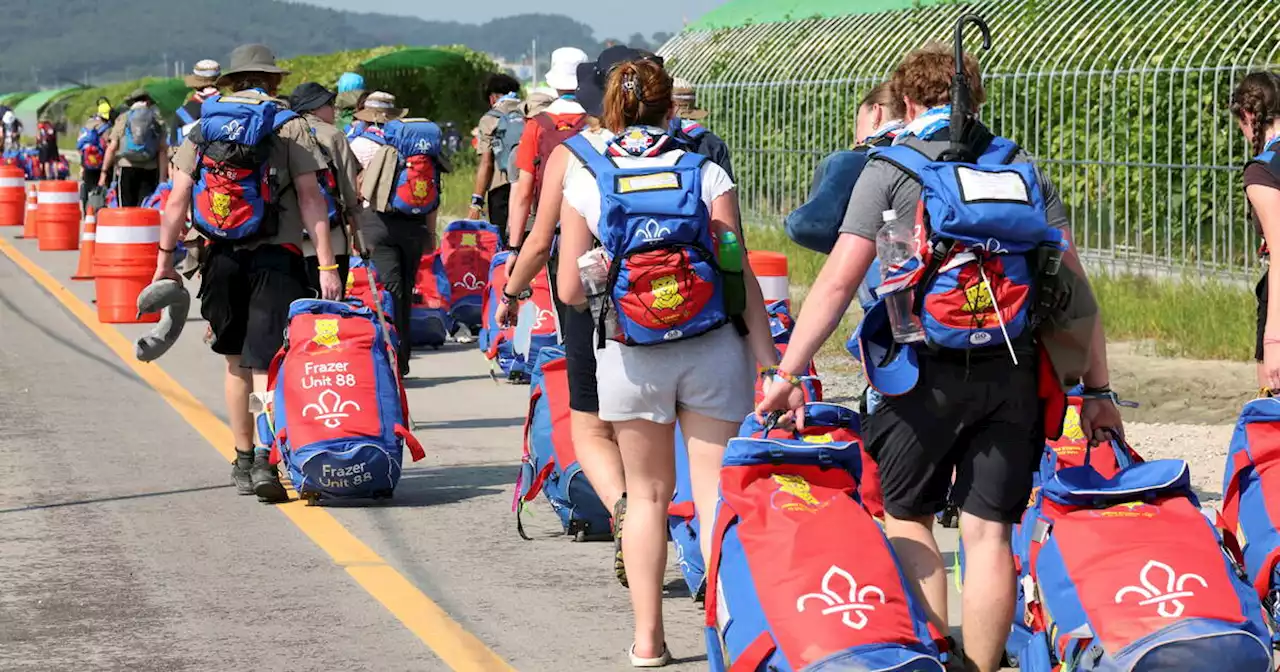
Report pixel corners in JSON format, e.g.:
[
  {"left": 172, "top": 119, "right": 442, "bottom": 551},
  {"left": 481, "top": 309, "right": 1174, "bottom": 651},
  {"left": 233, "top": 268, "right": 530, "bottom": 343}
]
[
  {"left": 557, "top": 193, "right": 593, "bottom": 309},
  {"left": 777, "top": 234, "right": 876, "bottom": 378},
  {"left": 1251, "top": 183, "right": 1280, "bottom": 382},
  {"left": 153, "top": 170, "right": 193, "bottom": 282},
  {"left": 157, "top": 133, "right": 169, "bottom": 182},
  {"left": 506, "top": 120, "right": 541, "bottom": 249},
  {"left": 98, "top": 138, "right": 118, "bottom": 186},
  {"left": 506, "top": 146, "right": 569, "bottom": 294},
  {"left": 471, "top": 152, "right": 496, "bottom": 219},
  {"left": 711, "top": 190, "right": 776, "bottom": 367}
]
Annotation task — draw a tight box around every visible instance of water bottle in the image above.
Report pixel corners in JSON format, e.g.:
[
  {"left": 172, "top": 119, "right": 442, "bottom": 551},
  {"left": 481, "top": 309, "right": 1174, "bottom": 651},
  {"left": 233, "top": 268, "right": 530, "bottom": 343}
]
[
  {"left": 875, "top": 210, "right": 926, "bottom": 344},
  {"left": 577, "top": 248, "right": 617, "bottom": 339},
  {"left": 719, "top": 231, "right": 747, "bottom": 318}
]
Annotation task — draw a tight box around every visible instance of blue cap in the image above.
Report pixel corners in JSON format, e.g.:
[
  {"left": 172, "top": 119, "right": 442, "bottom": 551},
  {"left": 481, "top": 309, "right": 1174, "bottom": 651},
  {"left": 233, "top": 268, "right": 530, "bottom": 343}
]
[
  {"left": 337, "top": 72, "right": 365, "bottom": 93},
  {"left": 852, "top": 301, "right": 920, "bottom": 397}
]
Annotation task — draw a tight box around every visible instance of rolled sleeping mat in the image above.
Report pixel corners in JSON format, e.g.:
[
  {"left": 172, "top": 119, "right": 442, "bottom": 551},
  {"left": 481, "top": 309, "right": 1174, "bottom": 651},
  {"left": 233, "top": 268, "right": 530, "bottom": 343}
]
[{"left": 134, "top": 279, "right": 191, "bottom": 362}]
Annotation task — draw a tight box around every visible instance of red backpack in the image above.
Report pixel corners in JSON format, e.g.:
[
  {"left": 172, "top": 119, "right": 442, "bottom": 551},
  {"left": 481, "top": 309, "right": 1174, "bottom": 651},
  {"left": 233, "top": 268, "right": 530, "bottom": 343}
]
[{"left": 531, "top": 113, "right": 586, "bottom": 204}]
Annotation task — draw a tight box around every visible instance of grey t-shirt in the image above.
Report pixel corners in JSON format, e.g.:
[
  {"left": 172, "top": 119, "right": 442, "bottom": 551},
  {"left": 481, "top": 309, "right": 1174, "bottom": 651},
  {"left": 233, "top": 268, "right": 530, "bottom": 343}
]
[{"left": 838, "top": 133, "right": 1070, "bottom": 241}]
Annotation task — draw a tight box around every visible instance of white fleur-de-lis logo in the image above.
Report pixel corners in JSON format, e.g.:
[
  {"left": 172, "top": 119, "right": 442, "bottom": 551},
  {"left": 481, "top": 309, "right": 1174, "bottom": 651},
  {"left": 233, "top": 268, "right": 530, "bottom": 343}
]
[
  {"left": 1114, "top": 560, "right": 1207, "bottom": 618},
  {"left": 533, "top": 309, "right": 554, "bottom": 330},
  {"left": 637, "top": 219, "right": 672, "bottom": 243},
  {"left": 796, "top": 565, "right": 886, "bottom": 630},
  {"left": 414, "top": 138, "right": 433, "bottom": 153},
  {"left": 221, "top": 119, "right": 245, "bottom": 142},
  {"left": 453, "top": 272, "right": 484, "bottom": 291},
  {"left": 301, "top": 389, "right": 361, "bottom": 429}
]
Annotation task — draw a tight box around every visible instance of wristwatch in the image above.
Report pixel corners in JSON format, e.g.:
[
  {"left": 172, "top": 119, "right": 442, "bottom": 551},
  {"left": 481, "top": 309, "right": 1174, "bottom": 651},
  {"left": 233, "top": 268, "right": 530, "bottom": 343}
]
[
  {"left": 471, "top": 193, "right": 485, "bottom": 208},
  {"left": 502, "top": 287, "right": 533, "bottom": 303}
]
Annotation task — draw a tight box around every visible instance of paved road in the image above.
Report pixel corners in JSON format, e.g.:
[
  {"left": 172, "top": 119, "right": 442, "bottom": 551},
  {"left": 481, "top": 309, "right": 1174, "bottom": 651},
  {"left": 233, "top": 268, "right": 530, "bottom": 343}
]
[{"left": 0, "top": 224, "right": 963, "bottom": 671}]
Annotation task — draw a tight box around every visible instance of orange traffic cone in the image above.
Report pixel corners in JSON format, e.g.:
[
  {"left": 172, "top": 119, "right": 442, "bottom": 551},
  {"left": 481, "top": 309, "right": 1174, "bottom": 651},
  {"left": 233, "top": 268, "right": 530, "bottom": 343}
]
[
  {"left": 71, "top": 207, "right": 97, "bottom": 281},
  {"left": 19, "top": 184, "right": 37, "bottom": 239}
]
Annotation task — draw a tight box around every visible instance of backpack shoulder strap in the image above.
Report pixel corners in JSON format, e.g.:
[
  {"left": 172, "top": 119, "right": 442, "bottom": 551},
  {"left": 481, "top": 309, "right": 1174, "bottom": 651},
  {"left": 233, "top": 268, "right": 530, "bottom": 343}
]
[
  {"left": 870, "top": 144, "right": 931, "bottom": 181},
  {"left": 978, "top": 136, "right": 1021, "bottom": 166},
  {"left": 271, "top": 108, "right": 299, "bottom": 133},
  {"left": 674, "top": 150, "right": 708, "bottom": 171},
  {"left": 176, "top": 106, "right": 196, "bottom": 126},
  {"left": 563, "top": 133, "right": 613, "bottom": 178}
]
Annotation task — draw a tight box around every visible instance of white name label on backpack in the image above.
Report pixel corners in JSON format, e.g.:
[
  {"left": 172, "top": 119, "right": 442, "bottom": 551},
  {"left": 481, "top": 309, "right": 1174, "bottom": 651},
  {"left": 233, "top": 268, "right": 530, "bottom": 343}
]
[
  {"left": 617, "top": 172, "right": 681, "bottom": 194},
  {"left": 956, "top": 167, "right": 1030, "bottom": 204}
]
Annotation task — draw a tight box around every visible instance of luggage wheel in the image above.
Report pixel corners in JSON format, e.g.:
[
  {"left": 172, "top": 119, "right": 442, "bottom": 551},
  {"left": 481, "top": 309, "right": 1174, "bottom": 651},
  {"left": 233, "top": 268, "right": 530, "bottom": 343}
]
[
  {"left": 573, "top": 529, "right": 589, "bottom": 542},
  {"left": 939, "top": 505, "right": 959, "bottom": 529},
  {"left": 301, "top": 492, "right": 322, "bottom": 507},
  {"left": 370, "top": 489, "right": 395, "bottom": 502}
]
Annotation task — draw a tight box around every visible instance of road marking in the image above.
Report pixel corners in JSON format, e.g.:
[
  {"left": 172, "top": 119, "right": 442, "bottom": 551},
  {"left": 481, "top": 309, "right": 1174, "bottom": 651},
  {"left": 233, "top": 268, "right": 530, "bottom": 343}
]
[{"left": 0, "top": 236, "right": 515, "bottom": 672}]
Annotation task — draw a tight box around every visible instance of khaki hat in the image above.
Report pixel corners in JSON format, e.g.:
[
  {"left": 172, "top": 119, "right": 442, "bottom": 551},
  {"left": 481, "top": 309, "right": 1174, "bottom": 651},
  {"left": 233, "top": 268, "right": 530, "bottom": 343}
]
[
  {"left": 217, "top": 44, "right": 290, "bottom": 86},
  {"left": 184, "top": 60, "right": 222, "bottom": 89},
  {"left": 354, "top": 91, "right": 406, "bottom": 124},
  {"left": 672, "top": 77, "right": 708, "bottom": 120},
  {"left": 124, "top": 87, "right": 153, "bottom": 105}
]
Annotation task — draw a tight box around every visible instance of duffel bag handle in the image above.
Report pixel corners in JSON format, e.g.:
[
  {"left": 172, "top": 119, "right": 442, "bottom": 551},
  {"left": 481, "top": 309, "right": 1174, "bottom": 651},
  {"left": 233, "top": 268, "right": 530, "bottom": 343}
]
[{"left": 395, "top": 424, "right": 425, "bottom": 462}]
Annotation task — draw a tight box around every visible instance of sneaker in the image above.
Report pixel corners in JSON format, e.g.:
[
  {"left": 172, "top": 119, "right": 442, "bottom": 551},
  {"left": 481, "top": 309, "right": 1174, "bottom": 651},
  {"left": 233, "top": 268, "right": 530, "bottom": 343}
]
[
  {"left": 455, "top": 324, "right": 475, "bottom": 344},
  {"left": 231, "top": 450, "right": 254, "bottom": 496},
  {"left": 250, "top": 451, "right": 289, "bottom": 503},
  {"left": 613, "top": 494, "right": 628, "bottom": 588}
]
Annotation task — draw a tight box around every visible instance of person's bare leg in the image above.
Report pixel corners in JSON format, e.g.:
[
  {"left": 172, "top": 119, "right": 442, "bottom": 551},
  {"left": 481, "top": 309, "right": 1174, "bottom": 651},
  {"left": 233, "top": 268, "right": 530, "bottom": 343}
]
[
  {"left": 225, "top": 355, "right": 254, "bottom": 450},
  {"left": 958, "top": 513, "right": 1016, "bottom": 672},
  {"left": 676, "top": 409, "right": 737, "bottom": 564},
  {"left": 885, "top": 513, "right": 949, "bottom": 637},
  {"left": 613, "top": 418, "right": 676, "bottom": 660},
  {"left": 571, "top": 411, "right": 624, "bottom": 511}
]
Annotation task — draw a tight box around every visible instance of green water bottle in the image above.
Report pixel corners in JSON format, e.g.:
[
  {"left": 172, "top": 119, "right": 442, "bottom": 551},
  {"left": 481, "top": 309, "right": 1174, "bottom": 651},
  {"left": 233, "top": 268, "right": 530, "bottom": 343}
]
[{"left": 719, "top": 231, "right": 747, "bottom": 318}]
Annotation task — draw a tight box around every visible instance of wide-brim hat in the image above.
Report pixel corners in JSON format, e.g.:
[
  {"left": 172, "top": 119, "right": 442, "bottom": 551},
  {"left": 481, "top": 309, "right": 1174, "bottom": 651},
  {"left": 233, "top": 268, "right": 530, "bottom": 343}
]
[
  {"left": 849, "top": 301, "right": 920, "bottom": 397},
  {"left": 289, "top": 82, "right": 337, "bottom": 115},
  {"left": 217, "top": 44, "right": 290, "bottom": 86},
  {"left": 353, "top": 91, "right": 405, "bottom": 123},
  {"left": 576, "top": 45, "right": 661, "bottom": 118},
  {"left": 184, "top": 59, "right": 222, "bottom": 89},
  {"left": 124, "top": 87, "right": 152, "bottom": 104},
  {"left": 673, "top": 77, "right": 708, "bottom": 120},
  {"left": 545, "top": 47, "right": 589, "bottom": 91}
]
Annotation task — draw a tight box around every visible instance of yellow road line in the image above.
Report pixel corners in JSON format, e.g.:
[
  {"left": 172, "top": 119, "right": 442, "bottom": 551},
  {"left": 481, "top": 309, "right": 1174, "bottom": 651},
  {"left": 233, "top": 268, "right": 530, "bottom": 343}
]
[{"left": 0, "top": 236, "right": 515, "bottom": 672}]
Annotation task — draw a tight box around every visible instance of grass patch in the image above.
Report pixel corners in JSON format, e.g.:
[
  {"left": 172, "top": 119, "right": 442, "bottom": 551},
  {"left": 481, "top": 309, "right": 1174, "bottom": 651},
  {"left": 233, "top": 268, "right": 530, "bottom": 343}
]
[{"left": 742, "top": 223, "right": 1256, "bottom": 363}]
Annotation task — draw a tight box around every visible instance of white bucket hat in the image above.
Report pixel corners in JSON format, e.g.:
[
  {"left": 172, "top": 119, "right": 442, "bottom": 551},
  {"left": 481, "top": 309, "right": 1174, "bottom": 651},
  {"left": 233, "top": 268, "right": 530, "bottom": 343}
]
[{"left": 545, "top": 47, "right": 589, "bottom": 92}]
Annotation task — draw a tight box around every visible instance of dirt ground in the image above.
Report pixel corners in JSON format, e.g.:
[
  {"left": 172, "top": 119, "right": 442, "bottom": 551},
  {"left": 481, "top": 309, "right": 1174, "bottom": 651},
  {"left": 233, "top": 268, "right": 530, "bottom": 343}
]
[{"left": 816, "top": 341, "right": 1257, "bottom": 502}]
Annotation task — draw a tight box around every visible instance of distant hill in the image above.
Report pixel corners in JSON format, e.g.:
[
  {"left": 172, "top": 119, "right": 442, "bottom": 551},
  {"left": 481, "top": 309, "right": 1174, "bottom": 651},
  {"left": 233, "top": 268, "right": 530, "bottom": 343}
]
[{"left": 0, "top": 0, "right": 668, "bottom": 92}]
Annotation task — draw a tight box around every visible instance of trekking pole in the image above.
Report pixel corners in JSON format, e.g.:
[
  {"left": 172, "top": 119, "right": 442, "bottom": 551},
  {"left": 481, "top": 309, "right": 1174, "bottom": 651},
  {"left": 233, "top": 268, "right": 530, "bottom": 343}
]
[
  {"left": 944, "top": 13, "right": 993, "bottom": 162},
  {"left": 349, "top": 214, "right": 415, "bottom": 428}
]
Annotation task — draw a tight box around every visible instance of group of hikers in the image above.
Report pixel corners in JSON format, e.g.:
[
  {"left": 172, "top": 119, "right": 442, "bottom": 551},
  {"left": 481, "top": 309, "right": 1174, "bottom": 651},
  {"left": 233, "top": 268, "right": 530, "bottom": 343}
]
[
  {"left": 1, "top": 105, "right": 69, "bottom": 183},
  {"left": 54, "top": 26, "right": 1280, "bottom": 671}
]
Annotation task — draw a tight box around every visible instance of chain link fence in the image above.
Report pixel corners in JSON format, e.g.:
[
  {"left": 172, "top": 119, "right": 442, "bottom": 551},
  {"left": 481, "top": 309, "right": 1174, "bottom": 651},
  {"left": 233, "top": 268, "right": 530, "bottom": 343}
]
[{"left": 659, "top": 0, "right": 1280, "bottom": 278}]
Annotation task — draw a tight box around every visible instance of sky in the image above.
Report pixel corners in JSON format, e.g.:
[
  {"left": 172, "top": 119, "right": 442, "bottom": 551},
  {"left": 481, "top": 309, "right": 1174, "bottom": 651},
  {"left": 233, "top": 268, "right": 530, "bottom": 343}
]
[{"left": 299, "top": 0, "right": 727, "bottom": 38}]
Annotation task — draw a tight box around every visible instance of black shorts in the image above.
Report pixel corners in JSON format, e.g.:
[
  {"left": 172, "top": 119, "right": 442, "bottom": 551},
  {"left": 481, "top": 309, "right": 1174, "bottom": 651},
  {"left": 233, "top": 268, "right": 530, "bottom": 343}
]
[
  {"left": 38, "top": 143, "right": 59, "bottom": 164},
  {"left": 488, "top": 183, "right": 511, "bottom": 246},
  {"left": 304, "top": 254, "right": 351, "bottom": 295},
  {"left": 863, "top": 353, "right": 1042, "bottom": 524},
  {"left": 198, "top": 244, "right": 311, "bottom": 371},
  {"left": 1257, "top": 271, "right": 1268, "bottom": 361},
  {"left": 117, "top": 166, "right": 160, "bottom": 208},
  {"left": 560, "top": 305, "right": 599, "bottom": 414},
  {"left": 80, "top": 169, "right": 101, "bottom": 204}
]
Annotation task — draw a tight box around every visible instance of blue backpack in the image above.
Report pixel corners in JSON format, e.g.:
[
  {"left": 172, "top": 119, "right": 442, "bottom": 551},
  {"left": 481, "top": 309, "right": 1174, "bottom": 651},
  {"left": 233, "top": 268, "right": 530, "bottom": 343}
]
[
  {"left": 706, "top": 404, "right": 945, "bottom": 672},
  {"left": 1009, "top": 459, "right": 1272, "bottom": 671},
  {"left": 564, "top": 134, "right": 727, "bottom": 346},
  {"left": 188, "top": 94, "right": 298, "bottom": 241},
  {"left": 515, "top": 346, "right": 612, "bottom": 540},
  {"left": 382, "top": 118, "right": 442, "bottom": 216},
  {"left": 490, "top": 107, "right": 526, "bottom": 183},
  {"left": 119, "top": 105, "right": 161, "bottom": 163},
  {"left": 263, "top": 299, "right": 424, "bottom": 503},
  {"left": 76, "top": 120, "right": 109, "bottom": 171}
]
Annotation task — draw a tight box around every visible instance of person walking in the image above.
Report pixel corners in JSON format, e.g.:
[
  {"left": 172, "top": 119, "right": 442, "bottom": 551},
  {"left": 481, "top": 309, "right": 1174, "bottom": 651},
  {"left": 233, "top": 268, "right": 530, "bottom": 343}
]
[
  {"left": 77, "top": 98, "right": 113, "bottom": 208},
  {"left": 1231, "top": 73, "right": 1280, "bottom": 391},
  {"left": 174, "top": 60, "right": 222, "bottom": 146},
  {"left": 151, "top": 43, "right": 340, "bottom": 503},
  {"left": 668, "top": 77, "right": 734, "bottom": 180},
  {"left": 290, "top": 82, "right": 362, "bottom": 291},
  {"left": 557, "top": 58, "right": 779, "bottom": 667},
  {"left": 470, "top": 73, "right": 524, "bottom": 242},
  {"left": 756, "top": 44, "right": 1123, "bottom": 672},
  {"left": 98, "top": 88, "right": 167, "bottom": 207}
]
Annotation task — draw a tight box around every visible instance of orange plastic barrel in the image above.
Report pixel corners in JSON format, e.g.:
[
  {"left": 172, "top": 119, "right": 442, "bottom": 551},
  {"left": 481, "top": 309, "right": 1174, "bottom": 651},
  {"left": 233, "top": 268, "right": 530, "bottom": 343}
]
[
  {"left": 94, "top": 207, "right": 161, "bottom": 324},
  {"left": 37, "top": 181, "right": 82, "bottom": 250},
  {"left": 0, "top": 167, "right": 24, "bottom": 226},
  {"left": 748, "top": 250, "right": 790, "bottom": 304}
]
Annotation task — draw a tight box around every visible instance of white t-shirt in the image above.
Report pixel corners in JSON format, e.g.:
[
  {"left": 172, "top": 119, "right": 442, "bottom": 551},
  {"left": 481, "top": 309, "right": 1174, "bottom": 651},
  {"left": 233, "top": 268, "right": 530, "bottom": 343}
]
[
  {"left": 564, "top": 131, "right": 736, "bottom": 239},
  {"left": 350, "top": 136, "right": 380, "bottom": 169}
]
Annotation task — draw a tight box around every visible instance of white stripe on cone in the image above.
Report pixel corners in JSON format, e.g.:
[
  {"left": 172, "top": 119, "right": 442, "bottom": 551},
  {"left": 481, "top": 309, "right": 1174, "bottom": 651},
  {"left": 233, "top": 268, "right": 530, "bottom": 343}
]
[
  {"left": 0, "top": 178, "right": 24, "bottom": 187},
  {"left": 82, "top": 233, "right": 96, "bottom": 241},
  {"left": 96, "top": 226, "right": 160, "bottom": 244},
  {"left": 37, "top": 192, "right": 80, "bottom": 204}
]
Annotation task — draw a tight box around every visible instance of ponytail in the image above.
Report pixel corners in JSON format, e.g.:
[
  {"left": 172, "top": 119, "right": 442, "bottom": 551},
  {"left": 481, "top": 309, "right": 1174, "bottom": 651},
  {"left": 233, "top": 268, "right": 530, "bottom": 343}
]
[
  {"left": 603, "top": 60, "right": 674, "bottom": 133},
  {"left": 1230, "top": 72, "right": 1280, "bottom": 158}
]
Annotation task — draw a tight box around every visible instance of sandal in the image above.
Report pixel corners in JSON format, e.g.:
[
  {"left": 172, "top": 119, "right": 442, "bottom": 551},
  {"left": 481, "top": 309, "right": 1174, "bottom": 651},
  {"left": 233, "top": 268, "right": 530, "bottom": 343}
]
[
  {"left": 613, "top": 494, "right": 628, "bottom": 588},
  {"left": 629, "top": 643, "right": 671, "bottom": 668}
]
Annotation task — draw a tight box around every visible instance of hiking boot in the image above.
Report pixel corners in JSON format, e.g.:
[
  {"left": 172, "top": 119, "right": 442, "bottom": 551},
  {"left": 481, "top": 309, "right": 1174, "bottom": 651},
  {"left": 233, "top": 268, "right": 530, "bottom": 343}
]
[
  {"left": 250, "top": 451, "right": 289, "bottom": 503},
  {"left": 231, "top": 449, "right": 255, "bottom": 496},
  {"left": 613, "top": 494, "right": 629, "bottom": 588}
]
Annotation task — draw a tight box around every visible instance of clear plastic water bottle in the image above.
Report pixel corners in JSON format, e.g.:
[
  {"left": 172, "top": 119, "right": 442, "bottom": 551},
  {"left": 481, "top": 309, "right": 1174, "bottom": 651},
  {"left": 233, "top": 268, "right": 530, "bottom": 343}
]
[
  {"left": 577, "top": 248, "right": 618, "bottom": 340},
  {"left": 876, "top": 210, "right": 926, "bottom": 344}
]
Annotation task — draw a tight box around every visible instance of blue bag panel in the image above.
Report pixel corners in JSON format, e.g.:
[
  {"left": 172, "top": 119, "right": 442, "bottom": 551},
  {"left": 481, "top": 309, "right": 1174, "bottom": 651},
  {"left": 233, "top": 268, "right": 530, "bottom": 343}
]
[
  {"left": 1042, "top": 459, "right": 1193, "bottom": 507},
  {"left": 286, "top": 440, "right": 400, "bottom": 499},
  {"left": 714, "top": 519, "right": 785, "bottom": 670},
  {"left": 803, "top": 644, "right": 945, "bottom": 672},
  {"left": 383, "top": 119, "right": 442, "bottom": 159},
  {"left": 410, "top": 306, "right": 450, "bottom": 348},
  {"left": 451, "top": 304, "right": 483, "bottom": 331},
  {"left": 197, "top": 94, "right": 288, "bottom": 145},
  {"left": 784, "top": 150, "right": 871, "bottom": 255},
  {"left": 1097, "top": 618, "right": 1272, "bottom": 672},
  {"left": 669, "top": 423, "right": 706, "bottom": 596}
]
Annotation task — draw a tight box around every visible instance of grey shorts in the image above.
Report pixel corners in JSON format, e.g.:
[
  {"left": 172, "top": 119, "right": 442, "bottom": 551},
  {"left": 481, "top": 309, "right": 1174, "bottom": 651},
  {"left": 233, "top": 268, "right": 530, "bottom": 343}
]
[{"left": 596, "top": 325, "right": 756, "bottom": 425}]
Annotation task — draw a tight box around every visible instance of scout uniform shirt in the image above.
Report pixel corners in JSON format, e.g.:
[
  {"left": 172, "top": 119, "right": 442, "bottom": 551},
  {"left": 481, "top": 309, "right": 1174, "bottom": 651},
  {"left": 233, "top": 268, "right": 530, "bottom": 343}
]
[
  {"left": 302, "top": 112, "right": 364, "bottom": 256},
  {"left": 171, "top": 89, "right": 327, "bottom": 249}
]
